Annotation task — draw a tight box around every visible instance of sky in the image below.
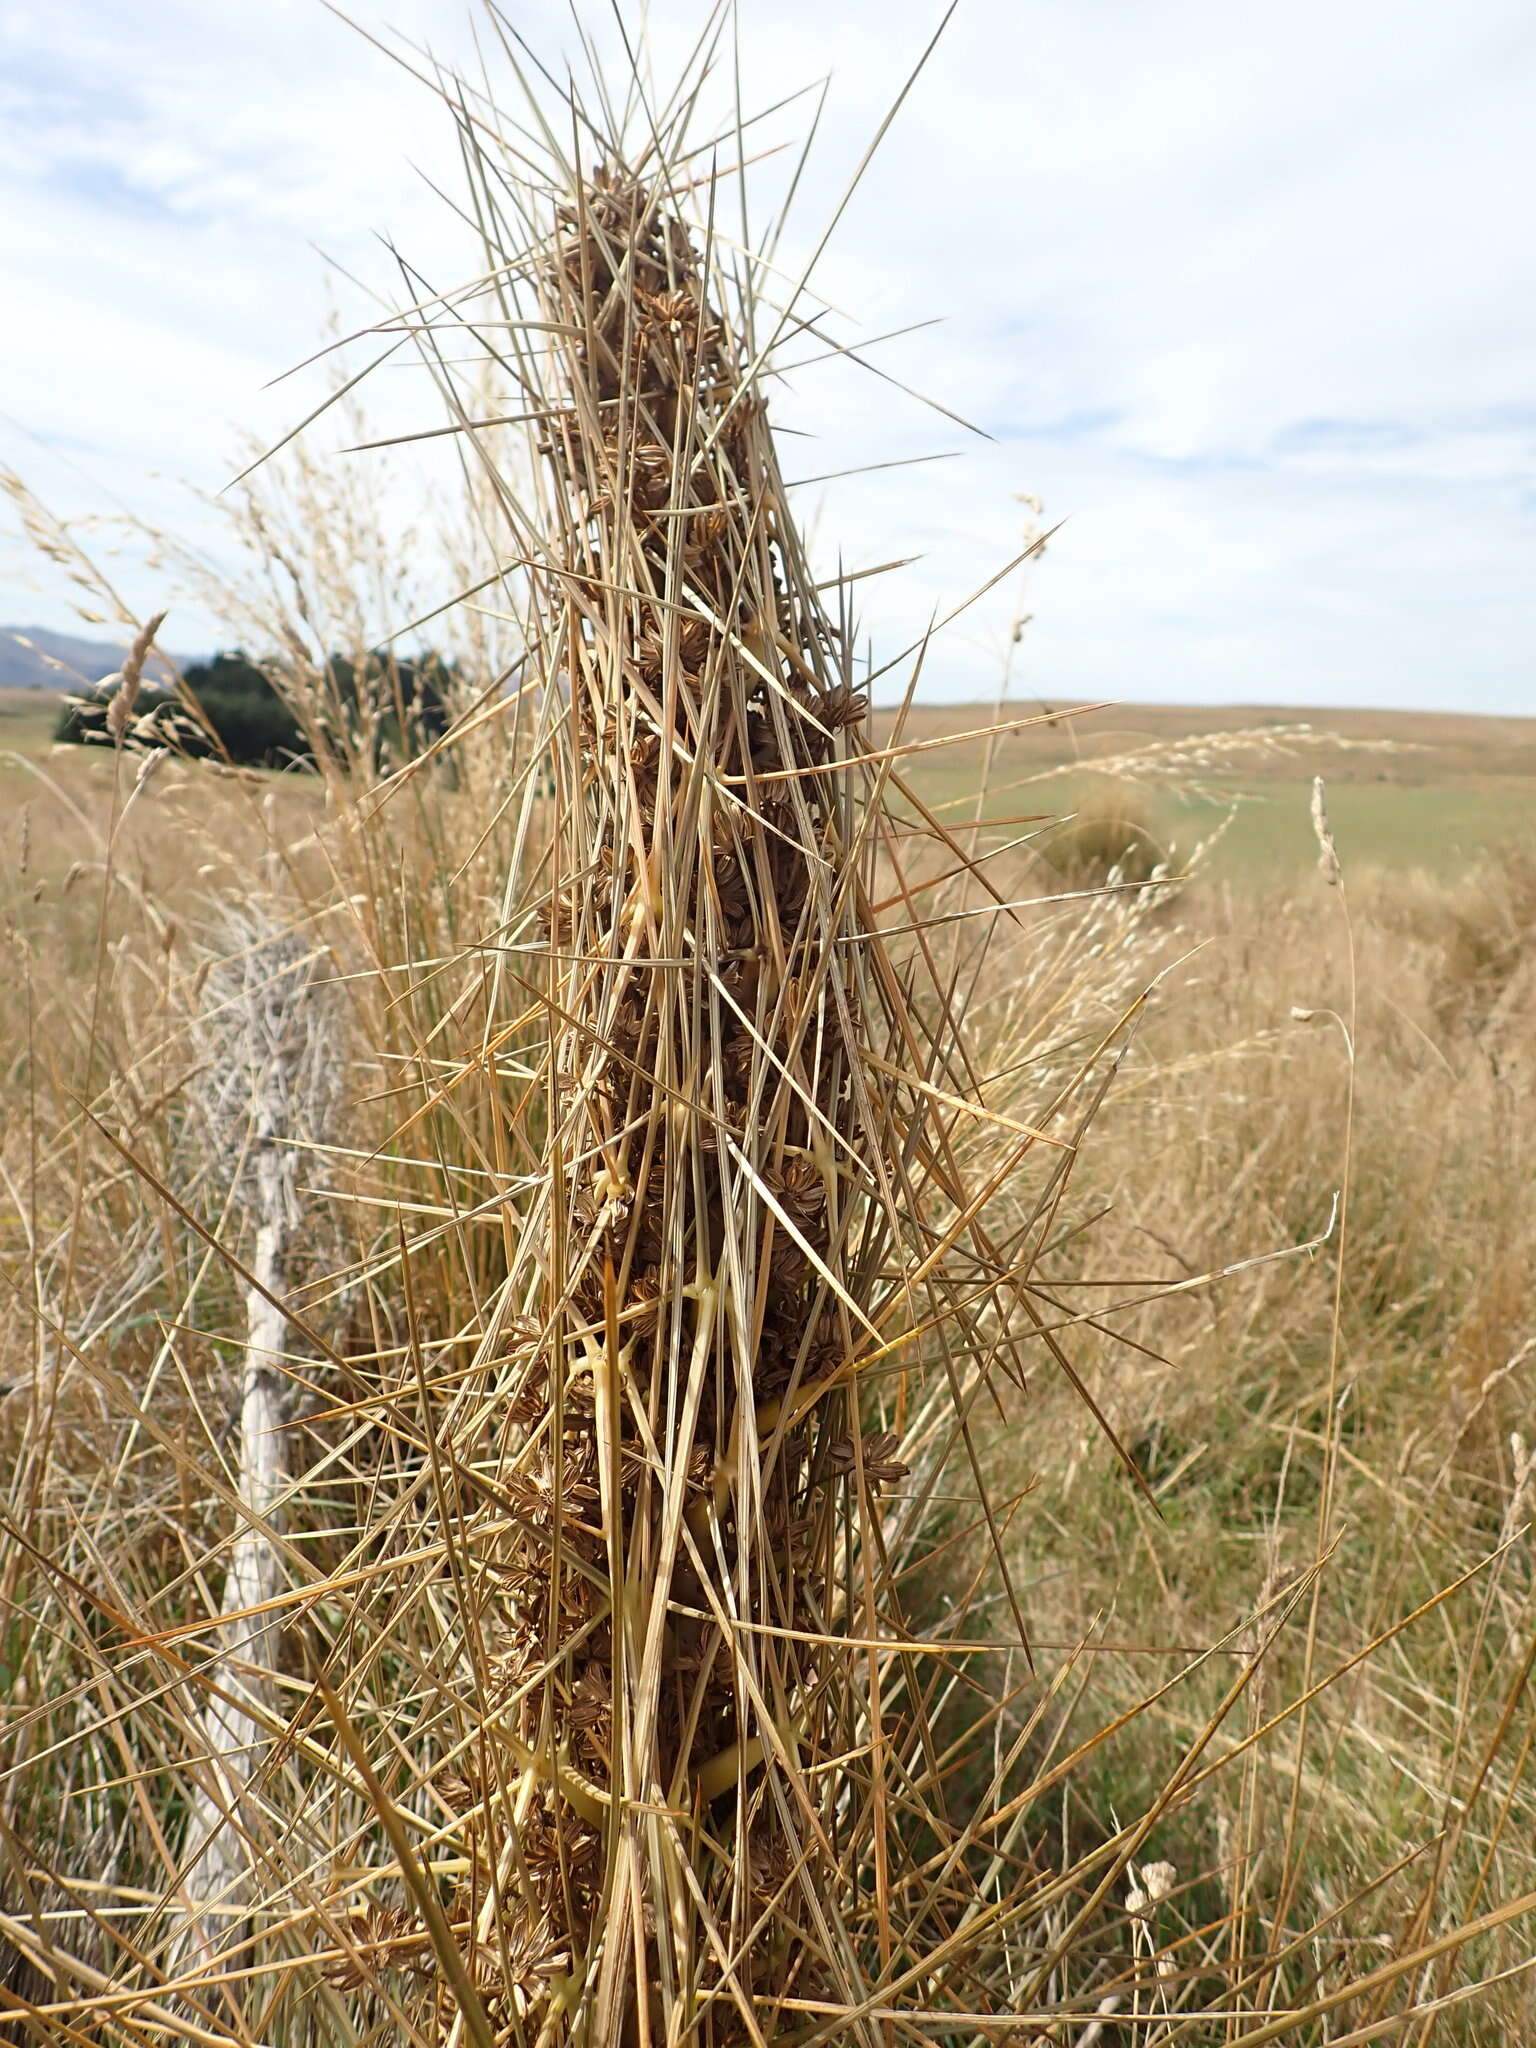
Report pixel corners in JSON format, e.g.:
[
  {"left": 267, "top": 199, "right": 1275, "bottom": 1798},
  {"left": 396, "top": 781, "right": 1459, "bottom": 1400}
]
[{"left": 1, "top": 0, "right": 1533, "bottom": 712}]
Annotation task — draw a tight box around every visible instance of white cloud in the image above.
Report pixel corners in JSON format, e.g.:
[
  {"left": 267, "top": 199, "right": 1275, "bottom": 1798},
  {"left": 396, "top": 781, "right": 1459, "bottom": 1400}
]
[{"left": 1, "top": 0, "right": 1532, "bottom": 710}]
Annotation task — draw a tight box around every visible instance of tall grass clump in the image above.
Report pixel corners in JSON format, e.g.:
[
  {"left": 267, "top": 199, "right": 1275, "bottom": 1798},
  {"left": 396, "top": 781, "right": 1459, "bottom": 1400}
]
[
  {"left": 1, "top": 12, "right": 1534, "bottom": 2048},
  {"left": 1039, "top": 779, "right": 1168, "bottom": 889}
]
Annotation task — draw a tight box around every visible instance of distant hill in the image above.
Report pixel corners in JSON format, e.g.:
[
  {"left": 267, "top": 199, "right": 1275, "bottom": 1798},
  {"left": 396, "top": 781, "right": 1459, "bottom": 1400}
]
[{"left": 0, "top": 624, "right": 204, "bottom": 692}]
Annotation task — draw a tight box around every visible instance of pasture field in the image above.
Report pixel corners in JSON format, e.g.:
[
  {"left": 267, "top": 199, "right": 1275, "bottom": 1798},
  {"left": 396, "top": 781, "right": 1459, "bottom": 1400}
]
[
  {"left": 9, "top": 685, "right": 1533, "bottom": 879},
  {"left": 877, "top": 696, "right": 1536, "bottom": 876},
  {"left": 0, "top": 687, "right": 56, "bottom": 759}
]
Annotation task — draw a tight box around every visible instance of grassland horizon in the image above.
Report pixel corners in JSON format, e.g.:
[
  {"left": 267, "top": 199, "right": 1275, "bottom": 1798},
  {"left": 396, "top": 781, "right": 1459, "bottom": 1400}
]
[{"left": 11, "top": 684, "right": 1535, "bottom": 880}]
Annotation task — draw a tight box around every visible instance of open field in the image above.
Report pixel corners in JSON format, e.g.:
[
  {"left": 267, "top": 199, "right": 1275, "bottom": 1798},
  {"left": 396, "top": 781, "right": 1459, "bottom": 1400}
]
[
  {"left": 0, "top": 687, "right": 56, "bottom": 757},
  {"left": 877, "top": 697, "right": 1536, "bottom": 877},
  {"left": 10, "top": 687, "right": 1534, "bottom": 884}
]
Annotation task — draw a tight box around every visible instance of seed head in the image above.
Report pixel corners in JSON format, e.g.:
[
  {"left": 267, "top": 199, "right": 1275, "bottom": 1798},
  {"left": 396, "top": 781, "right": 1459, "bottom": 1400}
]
[
  {"left": 1309, "top": 776, "right": 1341, "bottom": 887},
  {"left": 105, "top": 610, "right": 168, "bottom": 744}
]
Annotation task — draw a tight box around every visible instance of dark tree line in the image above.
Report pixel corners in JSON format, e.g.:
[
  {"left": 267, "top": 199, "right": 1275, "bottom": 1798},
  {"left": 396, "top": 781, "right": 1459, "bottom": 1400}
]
[{"left": 57, "top": 650, "right": 454, "bottom": 769}]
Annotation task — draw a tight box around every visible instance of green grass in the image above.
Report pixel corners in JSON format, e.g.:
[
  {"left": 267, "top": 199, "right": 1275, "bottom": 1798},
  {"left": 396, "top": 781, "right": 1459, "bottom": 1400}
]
[
  {"left": 1155, "top": 777, "right": 1529, "bottom": 878},
  {"left": 887, "top": 700, "right": 1536, "bottom": 880},
  {"left": 0, "top": 689, "right": 58, "bottom": 762},
  {"left": 901, "top": 763, "right": 1533, "bottom": 880}
]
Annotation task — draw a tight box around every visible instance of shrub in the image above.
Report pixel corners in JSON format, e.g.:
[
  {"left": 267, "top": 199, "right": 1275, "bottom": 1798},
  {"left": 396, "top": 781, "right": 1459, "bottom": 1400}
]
[
  {"left": 1040, "top": 777, "right": 1168, "bottom": 886},
  {"left": 55, "top": 648, "right": 453, "bottom": 770}
]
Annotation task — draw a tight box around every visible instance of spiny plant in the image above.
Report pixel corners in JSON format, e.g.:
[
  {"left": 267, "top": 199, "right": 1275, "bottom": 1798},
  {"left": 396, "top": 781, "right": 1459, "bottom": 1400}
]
[
  {"left": 432, "top": 126, "right": 1058, "bottom": 2035},
  {"left": 276, "top": 46, "right": 1081, "bottom": 2045}
]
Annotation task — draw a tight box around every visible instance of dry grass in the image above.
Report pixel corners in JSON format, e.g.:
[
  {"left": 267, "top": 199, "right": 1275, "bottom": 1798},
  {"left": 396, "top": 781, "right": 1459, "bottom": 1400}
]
[
  {"left": 0, "top": 13, "right": 1533, "bottom": 2047},
  {"left": 950, "top": 838, "right": 1536, "bottom": 2036}
]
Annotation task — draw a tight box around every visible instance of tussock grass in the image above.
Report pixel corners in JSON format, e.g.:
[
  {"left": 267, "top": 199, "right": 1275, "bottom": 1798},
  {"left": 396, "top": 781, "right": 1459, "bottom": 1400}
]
[
  {"left": 0, "top": 13, "right": 1533, "bottom": 2047},
  {"left": 1037, "top": 780, "right": 1169, "bottom": 889}
]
